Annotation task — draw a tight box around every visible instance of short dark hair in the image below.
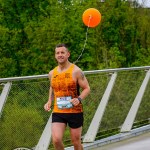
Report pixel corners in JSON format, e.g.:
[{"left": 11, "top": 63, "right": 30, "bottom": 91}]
[{"left": 55, "top": 43, "right": 68, "bottom": 49}]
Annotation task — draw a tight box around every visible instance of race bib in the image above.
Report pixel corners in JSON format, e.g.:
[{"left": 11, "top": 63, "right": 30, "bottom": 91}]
[{"left": 57, "top": 96, "right": 73, "bottom": 109}]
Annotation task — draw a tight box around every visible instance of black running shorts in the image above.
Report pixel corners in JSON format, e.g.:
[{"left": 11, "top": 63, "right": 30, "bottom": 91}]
[{"left": 52, "top": 113, "right": 83, "bottom": 128}]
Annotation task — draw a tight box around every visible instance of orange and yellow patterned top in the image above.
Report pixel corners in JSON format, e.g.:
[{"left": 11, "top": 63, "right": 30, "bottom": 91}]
[{"left": 51, "top": 64, "right": 83, "bottom": 113}]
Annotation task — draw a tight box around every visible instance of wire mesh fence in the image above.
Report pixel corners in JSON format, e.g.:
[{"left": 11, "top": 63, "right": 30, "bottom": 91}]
[{"left": 0, "top": 69, "right": 150, "bottom": 150}]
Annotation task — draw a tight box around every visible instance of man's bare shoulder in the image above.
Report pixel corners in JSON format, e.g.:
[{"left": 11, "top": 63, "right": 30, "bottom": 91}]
[
  {"left": 48, "top": 70, "right": 54, "bottom": 79},
  {"left": 73, "top": 65, "right": 85, "bottom": 78},
  {"left": 73, "top": 64, "right": 82, "bottom": 73}
]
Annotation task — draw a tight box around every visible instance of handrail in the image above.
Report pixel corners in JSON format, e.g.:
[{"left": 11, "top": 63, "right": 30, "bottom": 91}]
[
  {"left": 0, "top": 66, "right": 150, "bottom": 82},
  {"left": 0, "top": 74, "right": 48, "bottom": 82}
]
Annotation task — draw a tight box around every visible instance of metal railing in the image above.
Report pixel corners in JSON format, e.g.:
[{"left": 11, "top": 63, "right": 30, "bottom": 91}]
[{"left": 0, "top": 66, "right": 150, "bottom": 150}]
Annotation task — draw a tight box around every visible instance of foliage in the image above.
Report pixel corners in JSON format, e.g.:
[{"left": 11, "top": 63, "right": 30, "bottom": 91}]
[
  {"left": 0, "top": 0, "right": 150, "bottom": 78},
  {"left": 0, "top": 101, "right": 44, "bottom": 149}
]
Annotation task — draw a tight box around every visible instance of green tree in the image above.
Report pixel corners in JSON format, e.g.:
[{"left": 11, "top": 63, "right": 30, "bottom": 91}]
[{"left": 0, "top": 0, "right": 150, "bottom": 78}]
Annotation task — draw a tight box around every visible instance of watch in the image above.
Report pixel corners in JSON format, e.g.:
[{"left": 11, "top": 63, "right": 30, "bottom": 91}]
[{"left": 78, "top": 97, "right": 82, "bottom": 103}]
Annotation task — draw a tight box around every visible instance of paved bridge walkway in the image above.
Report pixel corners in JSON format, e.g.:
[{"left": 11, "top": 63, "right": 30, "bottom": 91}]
[{"left": 92, "top": 131, "right": 150, "bottom": 150}]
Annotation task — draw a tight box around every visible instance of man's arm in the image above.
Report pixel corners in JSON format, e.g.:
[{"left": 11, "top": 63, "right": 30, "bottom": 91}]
[
  {"left": 77, "top": 70, "right": 90, "bottom": 100},
  {"left": 70, "top": 68, "right": 90, "bottom": 106},
  {"left": 44, "top": 71, "right": 53, "bottom": 111}
]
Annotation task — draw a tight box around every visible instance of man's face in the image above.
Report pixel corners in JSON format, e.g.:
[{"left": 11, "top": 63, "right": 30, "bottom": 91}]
[{"left": 55, "top": 46, "right": 70, "bottom": 64}]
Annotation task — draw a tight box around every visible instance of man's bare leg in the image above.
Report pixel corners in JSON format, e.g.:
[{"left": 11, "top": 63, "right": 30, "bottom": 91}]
[{"left": 52, "top": 122, "right": 66, "bottom": 150}]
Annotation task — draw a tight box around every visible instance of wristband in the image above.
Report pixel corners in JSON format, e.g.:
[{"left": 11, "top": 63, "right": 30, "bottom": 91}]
[{"left": 78, "top": 97, "right": 82, "bottom": 103}]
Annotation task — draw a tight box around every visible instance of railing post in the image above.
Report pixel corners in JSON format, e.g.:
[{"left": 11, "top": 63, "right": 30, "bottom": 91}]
[
  {"left": 0, "top": 82, "right": 12, "bottom": 118},
  {"left": 121, "top": 69, "right": 150, "bottom": 132},
  {"left": 35, "top": 114, "right": 52, "bottom": 150},
  {"left": 83, "top": 72, "right": 117, "bottom": 142}
]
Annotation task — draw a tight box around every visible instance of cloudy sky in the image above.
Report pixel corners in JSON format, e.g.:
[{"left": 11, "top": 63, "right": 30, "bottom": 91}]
[{"left": 137, "top": 0, "right": 150, "bottom": 7}]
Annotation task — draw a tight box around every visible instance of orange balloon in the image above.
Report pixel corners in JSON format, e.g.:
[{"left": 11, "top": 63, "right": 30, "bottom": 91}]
[{"left": 82, "top": 8, "right": 101, "bottom": 28}]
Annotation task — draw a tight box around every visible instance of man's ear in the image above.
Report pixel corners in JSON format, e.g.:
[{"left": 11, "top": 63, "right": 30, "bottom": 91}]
[{"left": 68, "top": 51, "right": 70, "bottom": 58}]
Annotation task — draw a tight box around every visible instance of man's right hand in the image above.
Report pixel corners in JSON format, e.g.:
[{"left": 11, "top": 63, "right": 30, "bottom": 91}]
[{"left": 44, "top": 102, "right": 51, "bottom": 111}]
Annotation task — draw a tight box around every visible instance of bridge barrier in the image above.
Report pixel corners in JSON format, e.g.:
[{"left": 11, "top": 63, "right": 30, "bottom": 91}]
[{"left": 0, "top": 66, "right": 150, "bottom": 150}]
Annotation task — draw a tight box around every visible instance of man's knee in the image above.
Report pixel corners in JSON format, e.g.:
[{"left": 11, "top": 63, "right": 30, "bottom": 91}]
[
  {"left": 52, "top": 136, "right": 62, "bottom": 145},
  {"left": 71, "top": 136, "right": 81, "bottom": 145}
]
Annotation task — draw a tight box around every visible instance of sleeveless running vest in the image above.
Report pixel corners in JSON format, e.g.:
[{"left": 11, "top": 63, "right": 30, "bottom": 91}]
[{"left": 51, "top": 64, "right": 83, "bottom": 113}]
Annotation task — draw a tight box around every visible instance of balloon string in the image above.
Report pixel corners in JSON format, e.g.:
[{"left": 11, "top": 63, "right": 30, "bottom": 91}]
[{"left": 74, "top": 15, "right": 92, "bottom": 64}]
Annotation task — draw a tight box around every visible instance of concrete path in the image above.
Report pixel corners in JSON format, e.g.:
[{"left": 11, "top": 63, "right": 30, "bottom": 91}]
[{"left": 92, "top": 132, "right": 150, "bottom": 150}]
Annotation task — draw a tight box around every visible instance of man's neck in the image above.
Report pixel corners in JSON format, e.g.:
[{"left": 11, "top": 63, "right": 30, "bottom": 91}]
[{"left": 58, "top": 61, "right": 71, "bottom": 72}]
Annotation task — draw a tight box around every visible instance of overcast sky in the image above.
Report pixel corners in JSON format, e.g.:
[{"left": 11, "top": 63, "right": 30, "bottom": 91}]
[{"left": 137, "top": 0, "right": 150, "bottom": 7}]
